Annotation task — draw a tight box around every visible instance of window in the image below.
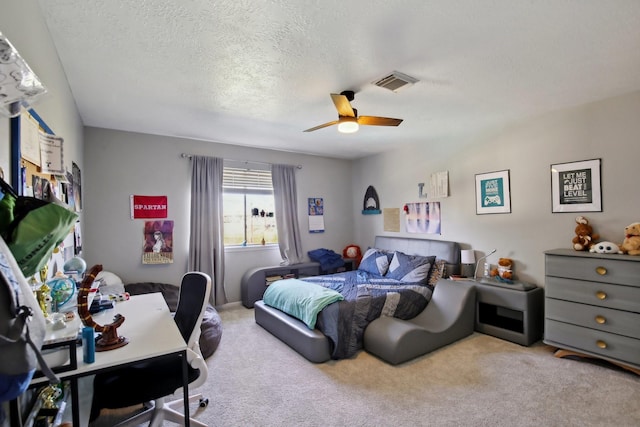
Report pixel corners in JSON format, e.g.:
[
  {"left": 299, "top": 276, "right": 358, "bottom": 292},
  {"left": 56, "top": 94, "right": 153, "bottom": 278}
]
[{"left": 223, "top": 165, "right": 277, "bottom": 246}]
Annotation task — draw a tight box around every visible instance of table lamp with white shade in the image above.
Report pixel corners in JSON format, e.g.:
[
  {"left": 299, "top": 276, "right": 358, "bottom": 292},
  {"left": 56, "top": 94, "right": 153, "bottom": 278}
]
[{"left": 460, "top": 249, "right": 475, "bottom": 278}]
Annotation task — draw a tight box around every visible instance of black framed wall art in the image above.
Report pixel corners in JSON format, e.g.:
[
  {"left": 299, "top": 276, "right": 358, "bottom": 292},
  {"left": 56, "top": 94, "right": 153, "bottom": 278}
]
[{"left": 551, "top": 158, "right": 602, "bottom": 213}]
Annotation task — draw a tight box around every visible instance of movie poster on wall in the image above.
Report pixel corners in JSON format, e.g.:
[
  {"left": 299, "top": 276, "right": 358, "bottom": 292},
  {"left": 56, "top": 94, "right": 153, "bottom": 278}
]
[{"left": 142, "top": 220, "right": 174, "bottom": 264}]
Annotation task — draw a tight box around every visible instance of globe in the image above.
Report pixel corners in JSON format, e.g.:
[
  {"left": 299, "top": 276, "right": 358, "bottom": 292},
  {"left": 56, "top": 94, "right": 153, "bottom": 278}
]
[
  {"left": 63, "top": 257, "right": 87, "bottom": 275},
  {"left": 47, "top": 275, "right": 76, "bottom": 310}
]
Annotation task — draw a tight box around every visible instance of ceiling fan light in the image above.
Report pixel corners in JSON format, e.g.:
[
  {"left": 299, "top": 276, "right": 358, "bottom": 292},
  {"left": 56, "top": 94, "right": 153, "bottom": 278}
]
[{"left": 338, "top": 117, "right": 359, "bottom": 133}]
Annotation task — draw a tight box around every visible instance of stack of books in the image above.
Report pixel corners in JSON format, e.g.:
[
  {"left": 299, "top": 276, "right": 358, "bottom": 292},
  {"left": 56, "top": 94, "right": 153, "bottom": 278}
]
[{"left": 265, "top": 275, "right": 283, "bottom": 286}]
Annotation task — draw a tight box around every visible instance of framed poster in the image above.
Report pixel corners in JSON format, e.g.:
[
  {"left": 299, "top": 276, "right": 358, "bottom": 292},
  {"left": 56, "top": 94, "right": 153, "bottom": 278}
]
[
  {"left": 551, "top": 158, "right": 602, "bottom": 213},
  {"left": 475, "top": 170, "right": 511, "bottom": 214},
  {"left": 142, "top": 220, "right": 174, "bottom": 264}
]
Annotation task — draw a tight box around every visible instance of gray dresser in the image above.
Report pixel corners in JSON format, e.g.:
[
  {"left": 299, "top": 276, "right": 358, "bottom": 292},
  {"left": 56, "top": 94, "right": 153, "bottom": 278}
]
[{"left": 544, "top": 249, "right": 640, "bottom": 373}]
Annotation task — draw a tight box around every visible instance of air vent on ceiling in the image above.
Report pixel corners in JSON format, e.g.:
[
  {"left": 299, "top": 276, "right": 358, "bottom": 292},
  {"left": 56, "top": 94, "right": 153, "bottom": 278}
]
[{"left": 372, "top": 71, "right": 419, "bottom": 92}]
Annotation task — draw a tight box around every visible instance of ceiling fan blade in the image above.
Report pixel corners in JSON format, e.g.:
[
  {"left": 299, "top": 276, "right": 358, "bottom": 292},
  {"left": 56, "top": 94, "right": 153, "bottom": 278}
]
[
  {"left": 303, "top": 120, "right": 339, "bottom": 132},
  {"left": 357, "top": 116, "right": 403, "bottom": 127},
  {"left": 330, "top": 93, "right": 355, "bottom": 117}
]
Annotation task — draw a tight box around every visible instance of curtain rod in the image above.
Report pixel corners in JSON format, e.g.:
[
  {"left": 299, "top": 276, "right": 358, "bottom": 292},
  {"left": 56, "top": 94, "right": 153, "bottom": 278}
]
[{"left": 180, "top": 153, "right": 302, "bottom": 169}]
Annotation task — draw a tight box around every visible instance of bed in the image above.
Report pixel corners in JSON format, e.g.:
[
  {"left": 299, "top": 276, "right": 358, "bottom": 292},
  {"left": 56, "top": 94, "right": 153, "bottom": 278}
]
[{"left": 254, "top": 236, "right": 462, "bottom": 363}]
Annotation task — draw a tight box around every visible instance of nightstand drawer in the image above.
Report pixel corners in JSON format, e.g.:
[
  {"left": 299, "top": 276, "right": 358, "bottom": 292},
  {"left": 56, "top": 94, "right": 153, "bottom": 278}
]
[
  {"left": 546, "top": 298, "right": 640, "bottom": 339},
  {"left": 545, "top": 276, "right": 640, "bottom": 313},
  {"left": 545, "top": 319, "right": 640, "bottom": 366},
  {"left": 546, "top": 255, "right": 639, "bottom": 286}
]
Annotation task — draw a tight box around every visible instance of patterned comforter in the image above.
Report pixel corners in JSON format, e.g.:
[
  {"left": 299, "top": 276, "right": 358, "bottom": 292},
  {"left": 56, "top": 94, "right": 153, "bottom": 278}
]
[{"left": 301, "top": 270, "right": 433, "bottom": 359}]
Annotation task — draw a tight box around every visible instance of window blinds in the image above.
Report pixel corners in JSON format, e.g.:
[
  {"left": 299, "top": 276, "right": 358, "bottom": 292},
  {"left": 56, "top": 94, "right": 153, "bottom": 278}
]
[{"left": 223, "top": 167, "right": 273, "bottom": 193}]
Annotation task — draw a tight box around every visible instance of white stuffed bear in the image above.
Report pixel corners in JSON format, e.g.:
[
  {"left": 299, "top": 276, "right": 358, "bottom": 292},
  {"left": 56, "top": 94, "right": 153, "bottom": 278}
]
[{"left": 590, "top": 241, "right": 623, "bottom": 254}]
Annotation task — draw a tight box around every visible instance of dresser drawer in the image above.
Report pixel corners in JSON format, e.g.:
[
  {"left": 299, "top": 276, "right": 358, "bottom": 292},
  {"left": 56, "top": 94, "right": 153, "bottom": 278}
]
[
  {"left": 545, "top": 276, "right": 640, "bottom": 313},
  {"left": 546, "top": 254, "right": 639, "bottom": 286},
  {"left": 544, "top": 319, "right": 640, "bottom": 366},
  {"left": 546, "top": 298, "right": 640, "bottom": 339}
]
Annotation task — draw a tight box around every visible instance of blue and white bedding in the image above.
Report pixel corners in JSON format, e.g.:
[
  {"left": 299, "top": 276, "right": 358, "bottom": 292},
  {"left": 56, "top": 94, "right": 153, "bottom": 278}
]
[
  {"left": 261, "top": 248, "right": 444, "bottom": 359},
  {"left": 299, "top": 269, "right": 433, "bottom": 359}
]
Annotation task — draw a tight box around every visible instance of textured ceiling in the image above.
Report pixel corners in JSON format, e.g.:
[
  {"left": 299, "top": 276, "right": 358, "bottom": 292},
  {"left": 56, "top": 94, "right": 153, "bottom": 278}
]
[{"left": 36, "top": 0, "right": 640, "bottom": 159}]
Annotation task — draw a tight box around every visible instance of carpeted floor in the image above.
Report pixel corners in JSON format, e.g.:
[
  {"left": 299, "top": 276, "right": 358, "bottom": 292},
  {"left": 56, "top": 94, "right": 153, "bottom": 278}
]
[{"left": 93, "top": 302, "right": 640, "bottom": 426}]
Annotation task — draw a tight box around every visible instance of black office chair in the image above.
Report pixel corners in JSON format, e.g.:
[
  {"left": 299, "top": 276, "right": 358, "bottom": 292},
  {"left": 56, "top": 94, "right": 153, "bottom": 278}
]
[{"left": 90, "top": 272, "right": 212, "bottom": 427}]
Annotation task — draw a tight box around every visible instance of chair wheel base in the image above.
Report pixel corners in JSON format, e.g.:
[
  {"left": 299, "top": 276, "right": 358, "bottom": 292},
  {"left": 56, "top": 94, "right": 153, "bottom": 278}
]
[{"left": 199, "top": 398, "right": 209, "bottom": 408}]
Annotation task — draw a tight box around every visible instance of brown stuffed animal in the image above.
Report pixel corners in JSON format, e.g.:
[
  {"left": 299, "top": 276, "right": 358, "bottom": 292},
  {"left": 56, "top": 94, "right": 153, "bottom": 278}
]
[
  {"left": 620, "top": 222, "right": 640, "bottom": 255},
  {"left": 572, "top": 216, "right": 599, "bottom": 251},
  {"left": 490, "top": 257, "right": 513, "bottom": 280}
]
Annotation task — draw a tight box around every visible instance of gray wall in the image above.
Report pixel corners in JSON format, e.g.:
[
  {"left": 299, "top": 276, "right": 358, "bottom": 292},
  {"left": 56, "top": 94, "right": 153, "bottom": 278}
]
[
  {"left": 83, "top": 127, "right": 353, "bottom": 302},
  {"left": 352, "top": 90, "right": 640, "bottom": 286}
]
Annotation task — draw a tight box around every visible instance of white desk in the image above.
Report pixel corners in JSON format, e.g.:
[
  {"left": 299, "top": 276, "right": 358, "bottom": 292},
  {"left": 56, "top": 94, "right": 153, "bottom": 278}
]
[{"left": 24, "top": 293, "right": 190, "bottom": 426}]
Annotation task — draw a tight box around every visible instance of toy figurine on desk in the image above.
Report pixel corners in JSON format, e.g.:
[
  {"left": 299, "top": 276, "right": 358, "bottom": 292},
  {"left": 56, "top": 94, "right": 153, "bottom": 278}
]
[{"left": 77, "top": 264, "right": 129, "bottom": 351}]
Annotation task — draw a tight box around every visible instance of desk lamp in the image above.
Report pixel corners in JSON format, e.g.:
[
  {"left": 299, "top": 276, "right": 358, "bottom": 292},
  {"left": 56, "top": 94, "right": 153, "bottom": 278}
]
[{"left": 474, "top": 249, "right": 497, "bottom": 281}]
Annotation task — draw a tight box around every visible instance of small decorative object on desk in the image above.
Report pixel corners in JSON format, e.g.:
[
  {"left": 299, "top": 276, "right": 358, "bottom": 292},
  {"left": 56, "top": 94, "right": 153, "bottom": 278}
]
[
  {"left": 77, "top": 264, "right": 129, "bottom": 351},
  {"left": 47, "top": 272, "right": 76, "bottom": 312},
  {"left": 82, "top": 326, "right": 95, "bottom": 363}
]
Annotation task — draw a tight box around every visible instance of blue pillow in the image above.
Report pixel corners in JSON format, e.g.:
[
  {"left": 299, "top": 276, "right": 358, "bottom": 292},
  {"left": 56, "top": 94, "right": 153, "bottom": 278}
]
[
  {"left": 358, "top": 248, "right": 391, "bottom": 276},
  {"left": 386, "top": 251, "right": 435, "bottom": 283}
]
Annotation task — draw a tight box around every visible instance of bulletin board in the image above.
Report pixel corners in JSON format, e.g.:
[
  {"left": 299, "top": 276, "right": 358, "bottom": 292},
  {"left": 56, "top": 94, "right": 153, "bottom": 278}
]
[
  {"left": 9, "top": 106, "right": 82, "bottom": 258},
  {"left": 9, "top": 106, "right": 74, "bottom": 206}
]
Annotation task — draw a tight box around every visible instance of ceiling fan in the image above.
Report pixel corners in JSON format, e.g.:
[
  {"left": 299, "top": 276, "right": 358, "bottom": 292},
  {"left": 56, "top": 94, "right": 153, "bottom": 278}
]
[{"left": 303, "top": 90, "right": 403, "bottom": 133}]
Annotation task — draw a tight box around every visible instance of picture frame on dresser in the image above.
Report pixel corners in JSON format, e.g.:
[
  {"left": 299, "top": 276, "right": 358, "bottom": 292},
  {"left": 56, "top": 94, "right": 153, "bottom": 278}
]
[{"left": 550, "top": 158, "right": 602, "bottom": 213}]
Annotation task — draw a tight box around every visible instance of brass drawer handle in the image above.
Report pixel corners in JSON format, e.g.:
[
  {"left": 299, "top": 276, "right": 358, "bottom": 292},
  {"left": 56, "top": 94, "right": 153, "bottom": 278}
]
[
  {"left": 596, "top": 340, "right": 607, "bottom": 349},
  {"left": 596, "top": 291, "right": 607, "bottom": 300},
  {"left": 595, "top": 266, "right": 607, "bottom": 275},
  {"left": 595, "top": 315, "right": 606, "bottom": 324}
]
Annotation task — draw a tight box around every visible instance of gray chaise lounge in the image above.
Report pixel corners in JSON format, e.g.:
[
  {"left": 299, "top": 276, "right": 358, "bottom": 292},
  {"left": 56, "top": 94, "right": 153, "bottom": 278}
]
[{"left": 364, "top": 278, "right": 476, "bottom": 365}]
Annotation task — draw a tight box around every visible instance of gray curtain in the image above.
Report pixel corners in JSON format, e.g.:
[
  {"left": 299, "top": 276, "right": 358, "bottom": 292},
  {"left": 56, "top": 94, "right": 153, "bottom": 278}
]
[
  {"left": 189, "top": 155, "right": 227, "bottom": 305},
  {"left": 272, "top": 164, "right": 303, "bottom": 265}
]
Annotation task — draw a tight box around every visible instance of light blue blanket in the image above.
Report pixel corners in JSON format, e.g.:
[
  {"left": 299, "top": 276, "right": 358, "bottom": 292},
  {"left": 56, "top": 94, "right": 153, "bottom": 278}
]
[{"left": 263, "top": 278, "right": 344, "bottom": 329}]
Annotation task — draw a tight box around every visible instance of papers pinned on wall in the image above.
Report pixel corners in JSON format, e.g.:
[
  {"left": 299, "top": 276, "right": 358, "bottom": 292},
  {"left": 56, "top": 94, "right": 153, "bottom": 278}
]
[
  {"left": 308, "top": 198, "right": 324, "bottom": 233},
  {"left": 430, "top": 171, "right": 449, "bottom": 198},
  {"left": 39, "top": 131, "right": 64, "bottom": 174},
  {"left": 383, "top": 208, "right": 400, "bottom": 232}
]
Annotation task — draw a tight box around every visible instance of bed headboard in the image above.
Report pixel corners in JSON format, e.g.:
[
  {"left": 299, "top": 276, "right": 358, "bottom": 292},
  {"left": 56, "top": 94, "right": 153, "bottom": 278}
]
[{"left": 373, "top": 236, "right": 461, "bottom": 276}]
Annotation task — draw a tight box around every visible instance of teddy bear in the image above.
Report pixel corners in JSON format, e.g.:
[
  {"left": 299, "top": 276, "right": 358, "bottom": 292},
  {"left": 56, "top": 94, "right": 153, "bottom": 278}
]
[
  {"left": 572, "top": 216, "right": 599, "bottom": 251},
  {"left": 490, "top": 257, "right": 513, "bottom": 280},
  {"left": 619, "top": 222, "right": 640, "bottom": 255}
]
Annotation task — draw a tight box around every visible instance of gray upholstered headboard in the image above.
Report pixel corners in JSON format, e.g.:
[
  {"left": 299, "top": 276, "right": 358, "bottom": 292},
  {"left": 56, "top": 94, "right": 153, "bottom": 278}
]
[{"left": 373, "top": 236, "right": 461, "bottom": 276}]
